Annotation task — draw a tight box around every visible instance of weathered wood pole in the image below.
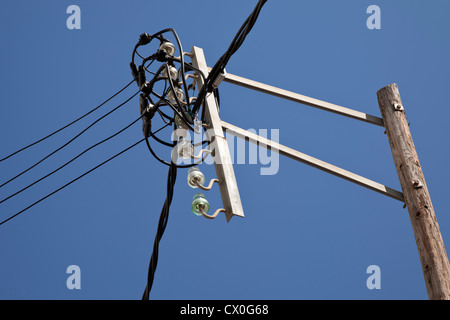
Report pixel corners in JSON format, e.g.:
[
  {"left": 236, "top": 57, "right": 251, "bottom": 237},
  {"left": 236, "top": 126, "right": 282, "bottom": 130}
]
[{"left": 377, "top": 83, "right": 450, "bottom": 300}]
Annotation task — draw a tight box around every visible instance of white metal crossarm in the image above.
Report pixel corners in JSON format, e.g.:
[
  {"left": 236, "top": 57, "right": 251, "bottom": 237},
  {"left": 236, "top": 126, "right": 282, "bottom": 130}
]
[
  {"left": 190, "top": 46, "right": 245, "bottom": 222},
  {"left": 215, "top": 70, "right": 384, "bottom": 127},
  {"left": 221, "top": 120, "right": 404, "bottom": 202}
]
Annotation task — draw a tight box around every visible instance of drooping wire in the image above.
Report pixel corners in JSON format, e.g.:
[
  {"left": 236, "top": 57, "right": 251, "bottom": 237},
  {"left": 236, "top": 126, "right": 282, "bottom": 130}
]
[
  {"left": 144, "top": 136, "right": 209, "bottom": 168},
  {"left": 0, "top": 79, "right": 135, "bottom": 163},
  {"left": 0, "top": 91, "right": 140, "bottom": 189},
  {"left": 0, "top": 137, "right": 146, "bottom": 226},
  {"left": 132, "top": 30, "right": 195, "bottom": 130},
  {"left": 0, "top": 115, "right": 144, "bottom": 205},
  {"left": 0, "top": 122, "right": 172, "bottom": 226}
]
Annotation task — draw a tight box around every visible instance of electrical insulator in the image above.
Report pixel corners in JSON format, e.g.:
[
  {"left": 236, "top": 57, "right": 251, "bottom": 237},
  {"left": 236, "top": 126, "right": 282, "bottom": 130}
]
[
  {"left": 175, "top": 114, "right": 188, "bottom": 130},
  {"left": 162, "top": 65, "right": 178, "bottom": 81},
  {"left": 168, "top": 87, "right": 185, "bottom": 105},
  {"left": 160, "top": 41, "right": 176, "bottom": 57},
  {"left": 191, "top": 193, "right": 210, "bottom": 216},
  {"left": 177, "top": 138, "right": 194, "bottom": 159},
  {"left": 187, "top": 167, "right": 205, "bottom": 188}
]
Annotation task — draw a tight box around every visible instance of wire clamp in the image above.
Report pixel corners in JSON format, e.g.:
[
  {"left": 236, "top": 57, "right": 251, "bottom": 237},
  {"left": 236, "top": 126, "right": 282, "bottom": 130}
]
[{"left": 211, "top": 68, "right": 227, "bottom": 90}]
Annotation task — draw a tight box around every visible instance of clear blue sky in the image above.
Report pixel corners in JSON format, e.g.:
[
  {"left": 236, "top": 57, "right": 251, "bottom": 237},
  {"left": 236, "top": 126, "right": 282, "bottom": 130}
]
[{"left": 1, "top": 0, "right": 450, "bottom": 300}]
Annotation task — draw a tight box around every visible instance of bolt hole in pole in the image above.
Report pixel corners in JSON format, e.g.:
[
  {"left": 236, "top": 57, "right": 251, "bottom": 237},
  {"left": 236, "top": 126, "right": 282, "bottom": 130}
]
[{"left": 393, "top": 102, "right": 404, "bottom": 111}]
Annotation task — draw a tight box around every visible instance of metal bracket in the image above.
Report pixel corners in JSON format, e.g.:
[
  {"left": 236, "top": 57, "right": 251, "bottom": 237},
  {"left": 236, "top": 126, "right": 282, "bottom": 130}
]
[
  {"left": 211, "top": 68, "right": 227, "bottom": 90},
  {"left": 190, "top": 46, "right": 244, "bottom": 222},
  {"left": 218, "top": 70, "right": 384, "bottom": 127},
  {"left": 221, "top": 120, "right": 405, "bottom": 202},
  {"left": 393, "top": 103, "right": 404, "bottom": 112}
]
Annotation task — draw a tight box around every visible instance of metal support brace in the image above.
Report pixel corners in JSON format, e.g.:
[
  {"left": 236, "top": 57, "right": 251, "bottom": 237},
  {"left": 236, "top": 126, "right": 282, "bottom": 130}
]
[
  {"left": 219, "top": 71, "right": 385, "bottom": 127},
  {"left": 221, "top": 120, "right": 404, "bottom": 202}
]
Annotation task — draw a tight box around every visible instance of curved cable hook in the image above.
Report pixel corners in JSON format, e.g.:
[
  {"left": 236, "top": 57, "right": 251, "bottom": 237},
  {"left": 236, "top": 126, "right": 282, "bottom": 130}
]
[
  {"left": 193, "top": 178, "right": 219, "bottom": 191},
  {"left": 191, "top": 148, "right": 212, "bottom": 160},
  {"left": 199, "top": 206, "right": 226, "bottom": 220}
]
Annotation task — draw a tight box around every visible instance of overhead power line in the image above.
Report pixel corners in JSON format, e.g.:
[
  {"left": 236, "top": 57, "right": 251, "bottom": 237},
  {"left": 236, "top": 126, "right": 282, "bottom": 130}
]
[
  {"left": 136, "top": 0, "right": 267, "bottom": 300},
  {"left": 0, "top": 91, "right": 140, "bottom": 189},
  {"left": 0, "top": 122, "right": 170, "bottom": 226},
  {"left": 0, "top": 0, "right": 267, "bottom": 301},
  {"left": 192, "top": 0, "right": 267, "bottom": 115},
  {"left": 0, "top": 115, "right": 144, "bottom": 205},
  {"left": 0, "top": 80, "right": 134, "bottom": 163},
  {"left": 0, "top": 138, "right": 143, "bottom": 226}
]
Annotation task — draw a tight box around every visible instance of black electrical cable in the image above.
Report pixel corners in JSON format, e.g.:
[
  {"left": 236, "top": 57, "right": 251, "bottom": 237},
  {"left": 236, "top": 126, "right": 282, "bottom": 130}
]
[
  {"left": 148, "top": 126, "right": 174, "bottom": 147},
  {"left": 144, "top": 136, "right": 210, "bottom": 169},
  {"left": 142, "top": 160, "right": 177, "bottom": 300},
  {"left": 163, "top": 64, "right": 195, "bottom": 131},
  {"left": 192, "top": 0, "right": 267, "bottom": 115},
  {"left": 0, "top": 91, "right": 140, "bottom": 189},
  {"left": 156, "top": 109, "right": 174, "bottom": 125},
  {"left": 133, "top": 29, "right": 196, "bottom": 126},
  {"left": 145, "top": 62, "right": 193, "bottom": 130},
  {"left": 169, "top": 57, "right": 208, "bottom": 121},
  {"left": 0, "top": 115, "right": 143, "bottom": 205},
  {"left": 136, "top": 50, "right": 157, "bottom": 76},
  {"left": 139, "top": 28, "right": 190, "bottom": 106},
  {"left": 137, "top": 3, "right": 267, "bottom": 298},
  {"left": 149, "top": 125, "right": 209, "bottom": 149},
  {"left": 168, "top": 28, "right": 190, "bottom": 105},
  {"left": 158, "top": 100, "right": 193, "bottom": 132},
  {"left": 138, "top": 62, "right": 194, "bottom": 132},
  {"left": 0, "top": 137, "right": 146, "bottom": 226},
  {"left": 132, "top": 45, "right": 209, "bottom": 165},
  {"left": 131, "top": 31, "right": 167, "bottom": 67},
  {"left": 0, "top": 80, "right": 135, "bottom": 163}
]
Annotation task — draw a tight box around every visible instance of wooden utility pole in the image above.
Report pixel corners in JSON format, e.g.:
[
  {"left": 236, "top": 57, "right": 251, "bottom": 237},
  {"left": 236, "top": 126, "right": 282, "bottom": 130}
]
[
  {"left": 377, "top": 83, "right": 450, "bottom": 300},
  {"left": 188, "top": 45, "right": 448, "bottom": 298}
]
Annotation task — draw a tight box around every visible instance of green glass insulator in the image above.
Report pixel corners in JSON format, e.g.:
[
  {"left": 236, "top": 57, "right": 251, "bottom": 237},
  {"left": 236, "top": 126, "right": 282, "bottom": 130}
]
[{"left": 191, "top": 193, "right": 210, "bottom": 216}]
